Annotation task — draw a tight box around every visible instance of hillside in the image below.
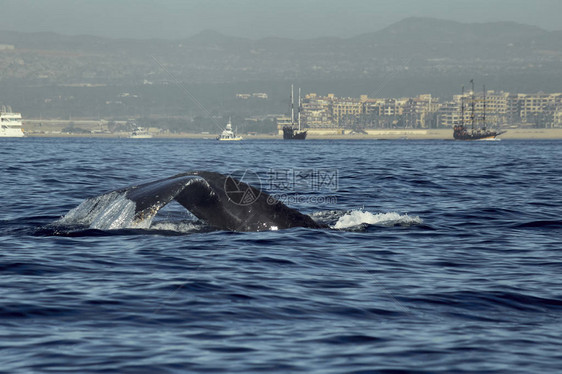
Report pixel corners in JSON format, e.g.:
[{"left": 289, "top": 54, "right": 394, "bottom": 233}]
[
  {"left": 1, "top": 17, "right": 561, "bottom": 85},
  {"left": 1, "top": 17, "right": 562, "bottom": 119}
]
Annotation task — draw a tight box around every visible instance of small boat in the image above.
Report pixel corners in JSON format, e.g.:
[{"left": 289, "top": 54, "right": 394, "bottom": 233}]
[
  {"left": 453, "top": 80, "right": 505, "bottom": 141},
  {"left": 283, "top": 85, "right": 307, "bottom": 140},
  {"left": 217, "top": 118, "right": 243, "bottom": 141},
  {"left": 0, "top": 106, "right": 25, "bottom": 137},
  {"left": 283, "top": 126, "right": 307, "bottom": 140},
  {"left": 130, "top": 127, "right": 153, "bottom": 139}
]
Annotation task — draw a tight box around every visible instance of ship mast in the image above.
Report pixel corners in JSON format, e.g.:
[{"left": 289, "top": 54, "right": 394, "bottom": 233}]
[
  {"left": 461, "top": 86, "right": 465, "bottom": 128},
  {"left": 298, "top": 87, "right": 301, "bottom": 131},
  {"left": 290, "top": 84, "right": 295, "bottom": 126},
  {"left": 483, "top": 84, "right": 486, "bottom": 129},
  {"left": 470, "top": 79, "right": 475, "bottom": 132}
]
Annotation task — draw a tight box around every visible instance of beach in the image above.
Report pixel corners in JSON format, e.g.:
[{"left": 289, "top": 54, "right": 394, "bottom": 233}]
[{"left": 21, "top": 119, "right": 562, "bottom": 140}]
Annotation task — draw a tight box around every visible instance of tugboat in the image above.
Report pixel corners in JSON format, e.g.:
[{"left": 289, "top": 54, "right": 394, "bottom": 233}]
[
  {"left": 453, "top": 80, "right": 505, "bottom": 141},
  {"left": 217, "top": 118, "right": 243, "bottom": 141},
  {"left": 283, "top": 85, "right": 307, "bottom": 140}
]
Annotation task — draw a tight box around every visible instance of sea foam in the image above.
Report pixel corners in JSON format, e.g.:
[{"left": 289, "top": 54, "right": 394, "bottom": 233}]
[{"left": 333, "top": 210, "right": 423, "bottom": 229}]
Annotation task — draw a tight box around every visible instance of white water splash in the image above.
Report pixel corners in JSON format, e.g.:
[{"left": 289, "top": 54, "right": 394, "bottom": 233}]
[
  {"left": 332, "top": 210, "right": 423, "bottom": 229},
  {"left": 55, "top": 191, "right": 153, "bottom": 230},
  {"left": 149, "top": 221, "right": 204, "bottom": 233}
]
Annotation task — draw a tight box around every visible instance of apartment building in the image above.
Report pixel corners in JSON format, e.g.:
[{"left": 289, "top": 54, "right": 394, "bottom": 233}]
[
  {"left": 300, "top": 93, "right": 334, "bottom": 128},
  {"left": 437, "top": 91, "right": 562, "bottom": 128},
  {"left": 438, "top": 90, "right": 512, "bottom": 128},
  {"left": 279, "top": 91, "right": 562, "bottom": 130},
  {"left": 297, "top": 93, "right": 438, "bottom": 129},
  {"left": 332, "top": 97, "right": 363, "bottom": 126},
  {"left": 518, "top": 93, "right": 562, "bottom": 124}
]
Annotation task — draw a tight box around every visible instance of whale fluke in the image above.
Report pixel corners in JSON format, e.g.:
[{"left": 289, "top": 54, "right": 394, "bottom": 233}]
[{"left": 59, "top": 171, "right": 325, "bottom": 232}]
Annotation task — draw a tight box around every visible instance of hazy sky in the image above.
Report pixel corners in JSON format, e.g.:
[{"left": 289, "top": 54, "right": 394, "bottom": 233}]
[{"left": 1, "top": 0, "right": 561, "bottom": 39}]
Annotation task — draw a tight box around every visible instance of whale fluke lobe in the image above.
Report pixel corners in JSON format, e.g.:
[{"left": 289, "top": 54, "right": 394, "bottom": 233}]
[
  {"left": 59, "top": 171, "right": 325, "bottom": 232},
  {"left": 173, "top": 171, "right": 323, "bottom": 231},
  {"left": 124, "top": 174, "right": 203, "bottom": 221}
]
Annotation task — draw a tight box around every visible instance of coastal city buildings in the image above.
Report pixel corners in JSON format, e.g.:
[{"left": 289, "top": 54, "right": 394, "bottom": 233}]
[{"left": 282, "top": 91, "right": 562, "bottom": 130}]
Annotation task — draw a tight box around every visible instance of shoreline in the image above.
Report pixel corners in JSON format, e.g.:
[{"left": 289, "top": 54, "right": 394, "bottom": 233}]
[{"left": 21, "top": 128, "right": 562, "bottom": 140}]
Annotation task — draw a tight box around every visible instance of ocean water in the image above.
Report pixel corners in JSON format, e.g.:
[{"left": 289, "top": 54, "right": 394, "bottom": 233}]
[{"left": 1, "top": 137, "right": 561, "bottom": 373}]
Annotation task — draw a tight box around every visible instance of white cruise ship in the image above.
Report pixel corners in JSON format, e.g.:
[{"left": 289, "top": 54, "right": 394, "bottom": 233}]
[{"left": 0, "top": 107, "right": 25, "bottom": 137}]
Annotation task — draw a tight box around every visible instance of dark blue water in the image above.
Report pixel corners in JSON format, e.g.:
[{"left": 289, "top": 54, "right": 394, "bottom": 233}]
[{"left": 1, "top": 138, "right": 561, "bottom": 373}]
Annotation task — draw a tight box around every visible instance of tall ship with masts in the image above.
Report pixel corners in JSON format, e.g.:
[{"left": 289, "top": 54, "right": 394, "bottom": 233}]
[
  {"left": 283, "top": 85, "right": 307, "bottom": 140},
  {"left": 0, "top": 106, "right": 25, "bottom": 137},
  {"left": 453, "top": 80, "right": 505, "bottom": 141}
]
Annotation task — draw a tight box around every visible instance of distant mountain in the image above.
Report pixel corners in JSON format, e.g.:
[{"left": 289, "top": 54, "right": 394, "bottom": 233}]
[
  {"left": 1, "top": 17, "right": 561, "bottom": 88},
  {"left": 3, "top": 17, "right": 562, "bottom": 120},
  {"left": 185, "top": 29, "right": 250, "bottom": 46},
  {"left": 347, "top": 17, "right": 559, "bottom": 60},
  {"left": 357, "top": 17, "right": 546, "bottom": 44},
  {"left": 1, "top": 17, "right": 559, "bottom": 56}
]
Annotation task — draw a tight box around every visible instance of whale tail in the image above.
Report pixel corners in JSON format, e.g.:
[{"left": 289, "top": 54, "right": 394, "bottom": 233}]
[{"left": 56, "top": 171, "right": 325, "bottom": 232}]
